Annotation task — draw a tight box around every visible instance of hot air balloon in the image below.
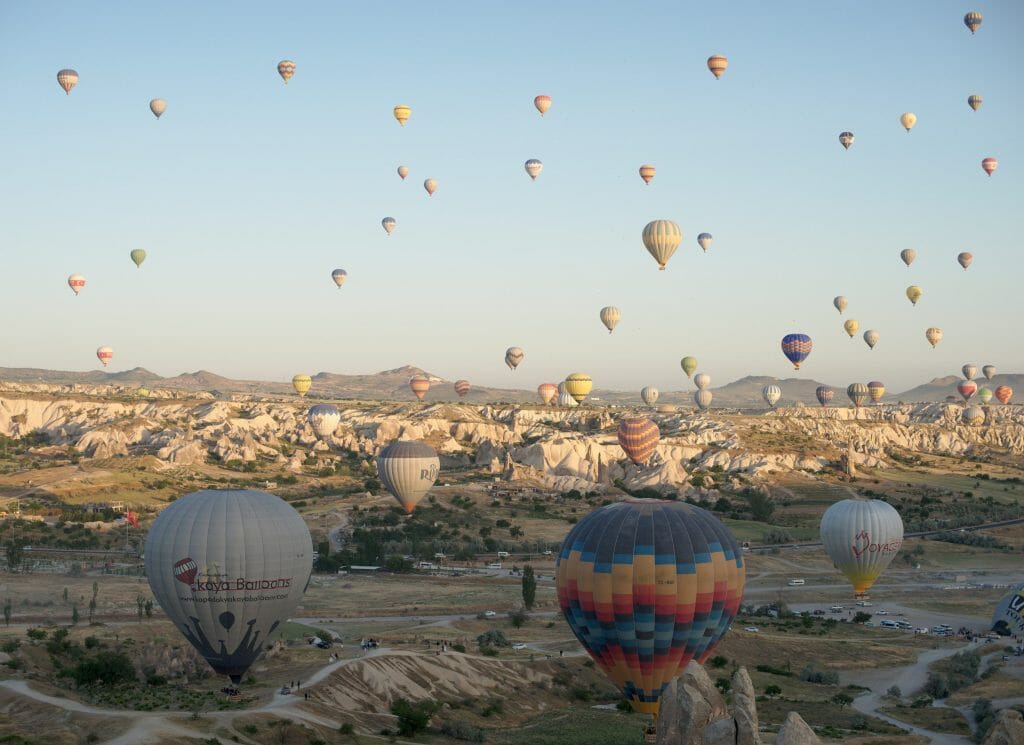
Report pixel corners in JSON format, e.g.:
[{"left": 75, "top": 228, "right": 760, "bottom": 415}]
[
  {"left": 926, "top": 327, "right": 943, "bottom": 348},
  {"left": 377, "top": 440, "right": 439, "bottom": 514},
  {"left": 534, "top": 95, "right": 551, "bottom": 116},
  {"left": 680, "top": 356, "right": 698, "bottom": 379},
  {"left": 707, "top": 55, "right": 728, "bottom": 79},
  {"left": 454, "top": 380, "right": 470, "bottom": 398},
  {"left": 564, "top": 373, "right": 593, "bottom": 404},
  {"left": 382, "top": 217, "right": 397, "bottom": 235},
  {"left": 838, "top": 131, "right": 854, "bottom": 150},
  {"left": 642, "top": 220, "right": 682, "bottom": 271},
  {"left": 130, "top": 249, "right": 147, "bottom": 269},
  {"left": 957, "top": 252, "right": 973, "bottom": 270},
  {"left": 423, "top": 178, "right": 437, "bottom": 196},
  {"left": 843, "top": 319, "right": 860, "bottom": 338},
  {"left": 834, "top": 296, "right": 848, "bottom": 314},
  {"left": 982, "top": 157, "right": 998, "bottom": 176},
  {"left": 145, "top": 489, "right": 313, "bottom": 686},
  {"left": 538, "top": 383, "right": 557, "bottom": 405},
  {"left": 697, "top": 233, "right": 713, "bottom": 253},
  {"left": 505, "top": 347, "right": 524, "bottom": 370},
  {"left": 977, "top": 387, "right": 993, "bottom": 405},
  {"left": 397, "top": 165, "right": 409, "bottom": 180},
  {"left": 781, "top": 334, "right": 812, "bottom": 369},
  {"left": 599, "top": 306, "right": 621, "bottom": 334},
  {"left": 409, "top": 375, "right": 430, "bottom": 401},
  {"left": 57, "top": 69, "right": 78, "bottom": 95},
  {"left": 995, "top": 385, "right": 1013, "bottom": 405},
  {"left": 906, "top": 286, "right": 922, "bottom": 306},
  {"left": 393, "top": 104, "right": 411, "bottom": 126},
  {"left": 277, "top": 60, "right": 296, "bottom": 83},
  {"left": 556, "top": 383, "right": 579, "bottom": 408},
  {"left": 307, "top": 404, "right": 340, "bottom": 438},
  {"left": 641, "top": 386, "right": 659, "bottom": 406},
  {"left": 847, "top": 383, "right": 868, "bottom": 408},
  {"left": 816, "top": 385, "right": 834, "bottom": 407},
  {"left": 900, "top": 112, "right": 917, "bottom": 132},
  {"left": 963, "top": 406, "right": 985, "bottom": 426},
  {"left": 616, "top": 417, "right": 661, "bottom": 465},
  {"left": 331, "top": 269, "right": 348, "bottom": 288},
  {"left": 820, "top": 499, "right": 903, "bottom": 598},
  {"left": 962, "top": 363, "right": 978, "bottom": 381},
  {"left": 982, "top": 365, "right": 996, "bottom": 381},
  {"left": 524, "top": 159, "right": 543, "bottom": 180},
  {"left": 863, "top": 330, "right": 879, "bottom": 350},
  {"left": 556, "top": 500, "right": 744, "bottom": 720},
  {"left": 964, "top": 11, "right": 982, "bottom": 34},
  {"left": 900, "top": 249, "right": 916, "bottom": 268},
  {"left": 96, "top": 346, "right": 114, "bottom": 367},
  {"left": 992, "top": 583, "right": 1024, "bottom": 638},
  {"left": 967, "top": 95, "right": 982, "bottom": 112},
  {"left": 694, "top": 389, "right": 713, "bottom": 411},
  {"left": 292, "top": 374, "right": 312, "bottom": 397},
  {"left": 867, "top": 381, "right": 885, "bottom": 404},
  {"left": 762, "top": 385, "right": 781, "bottom": 409},
  {"left": 694, "top": 373, "right": 711, "bottom": 391},
  {"left": 150, "top": 98, "right": 167, "bottom": 118},
  {"left": 958, "top": 380, "right": 978, "bottom": 402},
  {"left": 639, "top": 165, "right": 656, "bottom": 184},
  {"left": 67, "top": 274, "right": 86, "bottom": 295}
]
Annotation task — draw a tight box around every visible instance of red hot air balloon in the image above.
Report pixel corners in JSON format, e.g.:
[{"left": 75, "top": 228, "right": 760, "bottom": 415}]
[
  {"left": 958, "top": 380, "right": 978, "bottom": 402},
  {"left": 616, "top": 417, "right": 661, "bottom": 465},
  {"left": 982, "top": 157, "right": 998, "bottom": 176},
  {"left": 995, "top": 386, "right": 1013, "bottom": 405},
  {"left": 454, "top": 380, "right": 471, "bottom": 398}
]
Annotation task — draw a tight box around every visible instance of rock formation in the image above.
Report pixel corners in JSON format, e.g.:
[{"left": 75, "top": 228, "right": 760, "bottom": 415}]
[{"left": 983, "top": 709, "right": 1024, "bottom": 745}]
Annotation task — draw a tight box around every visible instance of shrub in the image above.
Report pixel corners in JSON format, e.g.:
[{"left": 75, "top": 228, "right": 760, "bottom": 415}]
[
  {"left": 390, "top": 698, "right": 440, "bottom": 736},
  {"left": 708, "top": 655, "right": 728, "bottom": 669},
  {"left": 440, "top": 719, "right": 485, "bottom": 742},
  {"left": 338, "top": 722, "right": 354, "bottom": 735},
  {"left": 63, "top": 652, "right": 137, "bottom": 686},
  {"left": 476, "top": 629, "right": 510, "bottom": 649},
  {"left": 886, "top": 685, "right": 902, "bottom": 698},
  {"left": 799, "top": 666, "right": 838, "bottom": 685},
  {"left": 714, "top": 677, "right": 731, "bottom": 693}
]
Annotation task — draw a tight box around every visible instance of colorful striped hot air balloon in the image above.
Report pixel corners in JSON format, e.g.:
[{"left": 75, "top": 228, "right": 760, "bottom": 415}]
[
  {"left": 377, "top": 440, "right": 439, "bottom": 514},
  {"left": 680, "top": 356, "right": 698, "bottom": 379},
  {"left": 694, "top": 389, "right": 712, "bottom": 411},
  {"left": 697, "top": 233, "right": 713, "bottom": 253},
  {"left": 994, "top": 385, "right": 1013, "bottom": 405},
  {"left": 847, "top": 383, "right": 869, "bottom": 408},
  {"left": 963, "top": 406, "right": 985, "bottom": 426},
  {"left": 707, "top": 55, "right": 728, "bottom": 79},
  {"left": 505, "top": 347, "right": 524, "bottom": 370},
  {"left": 292, "top": 374, "right": 312, "bottom": 397},
  {"left": 57, "top": 69, "right": 78, "bottom": 95},
  {"left": 816, "top": 385, "right": 834, "bottom": 407},
  {"left": 838, "top": 131, "right": 854, "bottom": 150},
  {"left": 958, "top": 252, "right": 973, "bottom": 270},
  {"left": 867, "top": 381, "right": 885, "bottom": 403},
  {"left": 524, "top": 159, "right": 543, "bottom": 180},
  {"left": 331, "top": 269, "right": 348, "bottom": 288},
  {"left": 616, "top": 417, "right": 661, "bottom": 465},
  {"left": 382, "top": 217, "right": 396, "bottom": 235},
  {"left": 149, "top": 98, "right": 167, "bottom": 118},
  {"left": 130, "top": 249, "right": 147, "bottom": 269},
  {"left": 781, "top": 334, "right": 812, "bottom": 369},
  {"left": 564, "top": 373, "right": 593, "bottom": 404},
  {"left": 843, "top": 319, "right": 859, "bottom": 338},
  {"left": 762, "top": 384, "right": 781, "bottom": 409},
  {"left": 977, "top": 387, "right": 993, "bottom": 405},
  {"left": 67, "top": 274, "right": 86, "bottom": 295},
  {"left": 962, "top": 363, "right": 978, "bottom": 381},
  {"left": 900, "top": 112, "right": 917, "bottom": 132},
  {"left": 834, "top": 296, "right": 848, "bottom": 314},
  {"left": 640, "top": 386, "right": 659, "bottom": 406},
  {"left": 277, "top": 60, "right": 295, "bottom": 83},
  {"left": 958, "top": 380, "right": 978, "bottom": 402},
  {"left": 534, "top": 95, "right": 551, "bottom": 116},
  {"left": 926, "top": 327, "right": 943, "bottom": 348},
  {"left": 968, "top": 95, "right": 982, "bottom": 112},
  {"left": 694, "top": 373, "right": 711, "bottom": 391},
  {"left": 982, "top": 365, "right": 996, "bottom": 381},
  {"left": 96, "top": 346, "right": 114, "bottom": 367},
  {"left": 423, "top": 178, "right": 437, "bottom": 196},
  {"left": 397, "top": 165, "right": 409, "bottom": 180},
  {"left": 307, "top": 404, "right": 341, "bottom": 439},
  {"left": 642, "top": 220, "right": 682, "bottom": 271},
  {"left": 556, "top": 500, "right": 744, "bottom": 718},
  {"left": 538, "top": 383, "right": 557, "bottom": 405},
  {"left": 409, "top": 375, "right": 430, "bottom": 401},
  {"left": 639, "top": 164, "right": 656, "bottom": 184},
  {"left": 900, "top": 249, "right": 916, "bottom": 268},
  {"left": 820, "top": 499, "right": 903, "bottom": 597},
  {"left": 863, "top": 330, "right": 879, "bottom": 350},
  {"left": 393, "top": 104, "right": 411, "bottom": 126},
  {"left": 599, "top": 306, "right": 621, "bottom": 333},
  {"left": 906, "top": 286, "right": 922, "bottom": 306},
  {"left": 982, "top": 157, "right": 998, "bottom": 176},
  {"left": 454, "top": 380, "right": 471, "bottom": 398},
  {"left": 964, "top": 11, "right": 982, "bottom": 34}
]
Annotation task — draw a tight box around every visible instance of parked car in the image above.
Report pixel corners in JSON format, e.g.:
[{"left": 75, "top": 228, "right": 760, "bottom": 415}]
[
  {"left": 512, "top": 643, "right": 527, "bottom": 650},
  {"left": 744, "top": 627, "right": 760, "bottom": 633},
  {"left": 877, "top": 609, "right": 888, "bottom": 615},
  {"left": 483, "top": 610, "right": 496, "bottom": 618}
]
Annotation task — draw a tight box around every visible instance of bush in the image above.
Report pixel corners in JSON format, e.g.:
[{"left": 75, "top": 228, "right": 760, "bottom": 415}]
[
  {"left": 756, "top": 663, "right": 793, "bottom": 677},
  {"left": 440, "top": 719, "right": 485, "bottom": 742},
  {"left": 451, "top": 643, "right": 466, "bottom": 653},
  {"left": 63, "top": 652, "right": 137, "bottom": 686},
  {"left": 764, "top": 684, "right": 782, "bottom": 697},
  {"left": 714, "top": 677, "right": 731, "bottom": 693},
  {"left": 390, "top": 698, "right": 440, "bottom": 737},
  {"left": 476, "top": 629, "right": 510, "bottom": 649},
  {"left": 708, "top": 655, "right": 728, "bottom": 669},
  {"left": 338, "top": 722, "right": 354, "bottom": 735},
  {"left": 886, "top": 685, "right": 902, "bottom": 698},
  {"left": 0, "top": 640, "right": 18, "bottom": 653},
  {"left": 509, "top": 607, "right": 528, "bottom": 628},
  {"left": 761, "top": 527, "right": 792, "bottom": 544},
  {"left": 799, "top": 666, "right": 839, "bottom": 685}
]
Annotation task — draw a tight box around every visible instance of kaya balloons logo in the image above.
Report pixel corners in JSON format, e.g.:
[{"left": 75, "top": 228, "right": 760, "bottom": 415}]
[
  {"left": 851, "top": 530, "right": 902, "bottom": 558},
  {"left": 172, "top": 556, "right": 294, "bottom": 595}
]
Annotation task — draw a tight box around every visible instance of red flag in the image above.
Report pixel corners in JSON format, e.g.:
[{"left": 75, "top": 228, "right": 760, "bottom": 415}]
[{"left": 125, "top": 511, "right": 140, "bottom": 528}]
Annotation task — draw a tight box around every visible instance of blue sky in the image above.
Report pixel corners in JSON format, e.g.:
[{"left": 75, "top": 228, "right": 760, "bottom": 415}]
[{"left": 0, "top": 1, "right": 1020, "bottom": 392}]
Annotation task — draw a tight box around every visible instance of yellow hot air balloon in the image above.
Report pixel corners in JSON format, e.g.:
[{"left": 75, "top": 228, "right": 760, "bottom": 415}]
[
  {"left": 900, "top": 112, "right": 917, "bottom": 132},
  {"left": 564, "top": 373, "right": 593, "bottom": 404},
  {"left": 292, "top": 374, "right": 312, "bottom": 397},
  {"left": 707, "top": 55, "right": 728, "bottom": 79},
  {"left": 926, "top": 327, "right": 943, "bottom": 348},
  {"left": 906, "top": 285, "right": 923, "bottom": 306},
  {"left": 642, "top": 220, "right": 682, "bottom": 271},
  {"left": 393, "top": 104, "right": 411, "bottom": 126},
  {"left": 843, "top": 319, "right": 859, "bottom": 338},
  {"left": 639, "top": 164, "right": 656, "bottom": 184}
]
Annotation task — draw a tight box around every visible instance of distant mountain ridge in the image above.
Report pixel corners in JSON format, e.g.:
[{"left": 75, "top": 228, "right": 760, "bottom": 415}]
[{"left": 0, "top": 366, "right": 1016, "bottom": 405}]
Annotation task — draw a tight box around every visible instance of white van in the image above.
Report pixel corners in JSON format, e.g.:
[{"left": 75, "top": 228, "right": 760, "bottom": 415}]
[
  {"left": 787, "top": 579, "right": 805, "bottom": 586},
  {"left": 497, "top": 551, "right": 511, "bottom": 559},
  {"left": 880, "top": 619, "right": 900, "bottom": 628}
]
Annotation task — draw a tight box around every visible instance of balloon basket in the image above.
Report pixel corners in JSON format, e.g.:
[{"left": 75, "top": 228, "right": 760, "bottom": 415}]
[{"left": 643, "top": 723, "right": 657, "bottom": 743}]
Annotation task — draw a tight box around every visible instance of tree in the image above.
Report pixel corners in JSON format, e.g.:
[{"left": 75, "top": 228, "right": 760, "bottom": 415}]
[
  {"left": 71, "top": 604, "right": 79, "bottom": 625},
  {"left": 91, "top": 581, "right": 98, "bottom": 601},
  {"left": 62, "top": 587, "right": 68, "bottom": 604},
  {"left": 765, "top": 684, "right": 782, "bottom": 698},
  {"left": 831, "top": 692, "right": 853, "bottom": 708},
  {"left": 509, "top": 607, "right": 527, "bottom": 628},
  {"left": 136, "top": 595, "right": 145, "bottom": 621},
  {"left": 144, "top": 600, "right": 153, "bottom": 619},
  {"left": 714, "top": 677, "right": 731, "bottom": 693},
  {"left": 521, "top": 565, "right": 537, "bottom": 610},
  {"left": 708, "top": 655, "right": 728, "bottom": 669},
  {"left": 391, "top": 698, "right": 440, "bottom": 736},
  {"left": 852, "top": 611, "right": 872, "bottom": 624},
  {"left": 88, "top": 597, "right": 96, "bottom": 624},
  {"left": 886, "top": 685, "right": 902, "bottom": 698},
  {"left": 5, "top": 542, "right": 23, "bottom": 572},
  {"left": 2, "top": 598, "right": 11, "bottom": 626}
]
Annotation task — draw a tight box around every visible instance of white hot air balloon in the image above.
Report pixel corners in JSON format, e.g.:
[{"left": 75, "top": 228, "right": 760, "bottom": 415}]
[
  {"left": 505, "top": 346, "right": 524, "bottom": 370},
  {"left": 397, "top": 165, "right": 409, "bottom": 180},
  {"left": 377, "top": 440, "right": 439, "bottom": 514},
  {"left": 382, "top": 217, "right": 397, "bottom": 235},
  {"left": 833, "top": 296, "right": 848, "bottom": 314},
  {"left": 820, "top": 499, "right": 903, "bottom": 598},
  {"left": 149, "top": 98, "right": 167, "bottom": 118},
  {"left": 641, "top": 386, "right": 659, "bottom": 406},
  {"left": 67, "top": 274, "right": 86, "bottom": 295},
  {"left": 694, "top": 389, "right": 713, "bottom": 411},
  {"left": 144, "top": 489, "right": 313, "bottom": 685},
  {"left": 693, "top": 373, "right": 711, "bottom": 391},
  {"left": 762, "top": 384, "right": 781, "bottom": 408},
  {"left": 962, "top": 363, "right": 978, "bottom": 381},
  {"left": 307, "top": 404, "right": 341, "bottom": 439},
  {"left": 982, "top": 365, "right": 996, "bottom": 381},
  {"left": 599, "top": 306, "right": 621, "bottom": 333},
  {"left": 557, "top": 382, "right": 579, "bottom": 408},
  {"left": 524, "top": 159, "right": 543, "bottom": 180},
  {"left": 863, "top": 329, "right": 879, "bottom": 350},
  {"left": 331, "top": 269, "right": 348, "bottom": 288}
]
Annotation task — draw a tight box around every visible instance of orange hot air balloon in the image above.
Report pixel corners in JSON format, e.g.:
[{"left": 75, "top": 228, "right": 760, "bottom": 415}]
[
  {"left": 537, "top": 383, "right": 557, "bottom": 405},
  {"left": 409, "top": 375, "right": 430, "bottom": 401},
  {"left": 994, "top": 386, "right": 1013, "bottom": 405},
  {"left": 982, "top": 157, "right": 998, "bottom": 176},
  {"left": 616, "top": 417, "right": 660, "bottom": 465},
  {"left": 639, "top": 164, "right": 656, "bottom": 184},
  {"left": 707, "top": 55, "right": 728, "bottom": 79},
  {"left": 534, "top": 95, "right": 551, "bottom": 116}
]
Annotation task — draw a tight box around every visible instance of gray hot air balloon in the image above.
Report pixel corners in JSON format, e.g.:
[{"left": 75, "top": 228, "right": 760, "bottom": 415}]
[
  {"left": 307, "top": 404, "right": 340, "bottom": 439},
  {"left": 694, "top": 373, "right": 711, "bottom": 391},
  {"left": 505, "top": 346, "right": 524, "bottom": 370},
  {"left": 863, "top": 329, "right": 879, "bottom": 350},
  {"left": 962, "top": 363, "right": 978, "bottom": 381},
  {"left": 982, "top": 365, "right": 996, "bottom": 381},
  {"left": 833, "top": 296, "right": 848, "bottom": 314},
  {"left": 377, "top": 440, "right": 439, "bottom": 514},
  {"left": 991, "top": 583, "right": 1024, "bottom": 638},
  {"left": 820, "top": 498, "right": 903, "bottom": 597},
  {"left": 762, "top": 384, "right": 781, "bottom": 409},
  {"left": 694, "top": 389, "right": 712, "bottom": 411},
  {"left": 144, "top": 490, "right": 313, "bottom": 685},
  {"left": 641, "top": 386, "right": 659, "bottom": 406}
]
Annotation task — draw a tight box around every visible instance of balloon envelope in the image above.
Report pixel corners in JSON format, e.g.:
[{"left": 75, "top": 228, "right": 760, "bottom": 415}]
[
  {"left": 564, "top": 373, "right": 593, "bottom": 403},
  {"left": 599, "top": 306, "right": 621, "bottom": 333},
  {"left": 847, "top": 383, "right": 868, "bottom": 408},
  {"left": 680, "top": 356, "right": 698, "bottom": 379},
  {"left": 642, "top": 220, "right": 682, "bottom": 271},
  {"left": 863, "top": 330, "right": 879, "bottom": 349},
  {"left": 640, "top": 386, "right": 659, "bottom": 406},
  {"left": 977, "top": 387, "right": 993, "bottom": 405},
  {"left": 994, "top": 385, "right": 1013, "bottom": 405},
  {"left": 900, "top": 112, "right": 917, "bottom": 131},
  {"left": 843, "top": 319, "right": 859, "bottom": 338},
  {"left": 906, "top": 286, "right": 922, "bottom": 306},
  {"left": 982, "top": 365, "right": 996, "bottom": 381},
  {"left": 307, "top": 404, "right": 340, "bottom": 438},
  {"left": 534, "top": 95, "right": 551, "bottom": 116},
  {"left": 96, "top": 346, "right": 114, "bottom": 367},
  {"left": 145, "top": 489, "right": 313, "bottom": 683},
  {"left": 538, "top": 383, "right": 557, "bottom": 405},
  {"left": 958, "top": 380, "right": 978, "bottom": 402},
  {"left": 377, "top": 440, "right": 439, "bottom": 513},
  {"left": 816, "top": 385, "right": 834, "bottom": 407},
  {"left": 393, "top": 104, "right": 411, "bottom": 126},
  {"left": 524, "top": 159, "right": 543, "bottom": 180},
  {"left": 409, "top": 375, "right": 430, "bottom": 401},
  {"left": 424, "top": 178, "right": 437, "bottom": 195},
  {"left": 454, "top": 380, "right": 471, "bottom": 398},
  {"left": 277, "top": 60, "right": 296, "bottom": 83},
  {"left": 694, "top": 373, "right": 711, "bottom": 391},
  {"left": 57, "top": 69, "right": 78, "bottom": 94},
  {"left": 964, "top": 11, "right": 982, "bottom": 34},
  {"left": 781, "top": 334, "right": 812, "bottom": 369},
  {"left": 616, "top": 417, "right": 660, "bottom": 465},
  {"left": 331, "top": 269, "right": 348, "bottom": 288},
  {"left": 707, "top": 55, "right": 728, "bottom": 79},
  {"left": 292, "top": 374, "right": 312, "bottom": 397},
  {"left": 982, "top": 157, "right": 998, "bottom": 176},
  {"left": 967, "top": 95, "right": 982, "bottom": 111},
  {"left": 639, "top": 164, "right": 656, "bottom": 184},
  {"left": 992, "top": 583, "right": 1024, "bottom": 638},
  {"left": 900, "top": 249, "right": 916, "bottom": 267},
  {"left": 820, "top": 499, "right": 903, "bottom": 596},
  {"left": 694, "top": 389, "right": 712, "bottom": 410},
  {"left": 697, "top": 233, "right": 713, "bottom": 253},
  {"left": 926, "top": 328, "right": 943, "bottom": 348},
  {"left": 397, "top": 165, "right": 409, "bottom": 179},
  {"left": 833, "top": 296, "right": 848, "bottom": 314},
  {"left": 505, "top": 347, "right": 524, "bottom": 370},
  {"left": 68, "top": 274, "right": 86, "bottom": 295},
  {"left": 867, "top": 381, "right": 885, "bottom": 403},
  {"left": 150, "top": 98, "right": 167, "bottom": 118},
  {"left": 130, "top": 249, "right": 147, "bottom": 268},
  {"left": 762, "top": 384, "right": 781, "bottom": 408},
  {"left": 957, "top": 252, "right": 973, "bottom": 270},
  {"left": 962, "top": 363, "right": 978, "bottom": 381},
  {"left": 838, "top": 131, "right": 854, "bottom": 150},
  {"left": 963, "top": 406, "right": 985, "bottom": 426},
  {"left": 382, "top": 217, "right": 397, "bottom": 235},
  {"left": 556, "top": 499, "right": 744, "bottom": 717}
]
